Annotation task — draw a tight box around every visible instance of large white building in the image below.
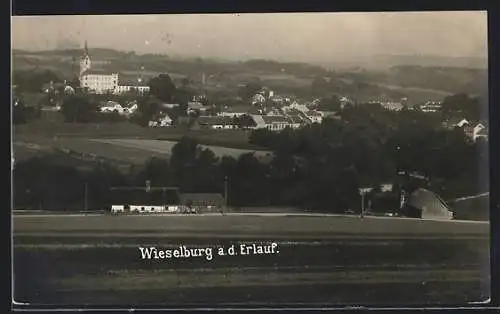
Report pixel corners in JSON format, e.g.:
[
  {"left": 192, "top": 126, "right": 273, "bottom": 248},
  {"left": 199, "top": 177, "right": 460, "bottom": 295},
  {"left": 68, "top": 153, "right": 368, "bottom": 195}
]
[{"left": 79, "top": 41, "right": 150, "bottom": 95}]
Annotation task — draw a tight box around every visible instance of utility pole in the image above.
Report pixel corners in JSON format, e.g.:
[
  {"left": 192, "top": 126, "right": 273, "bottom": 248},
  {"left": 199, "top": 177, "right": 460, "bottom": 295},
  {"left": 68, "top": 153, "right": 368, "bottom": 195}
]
[
  {"left": 84, "top": 182, "right": 88, "bottom": 211},
  {"left": 360, "top": 192, "right": 365, "bottom": 218},
  {"left": 359, "top": 187, "right": 373, "bottom": 218},
  {"left": 224, "top": 176, "right": 228, "bottom": 209}
]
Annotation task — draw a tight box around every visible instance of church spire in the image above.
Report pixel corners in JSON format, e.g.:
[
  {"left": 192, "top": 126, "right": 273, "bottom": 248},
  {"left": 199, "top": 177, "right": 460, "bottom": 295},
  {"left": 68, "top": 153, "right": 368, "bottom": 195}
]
[{"left": 80, "top": 40, "right": 91, "bottom": 76}]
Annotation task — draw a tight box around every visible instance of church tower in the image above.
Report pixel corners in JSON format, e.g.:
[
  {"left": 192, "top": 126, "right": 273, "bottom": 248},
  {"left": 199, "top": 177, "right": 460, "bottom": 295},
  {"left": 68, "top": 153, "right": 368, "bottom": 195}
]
[{"left": 79, "top": 40, "right": 91, "bottom": 77}]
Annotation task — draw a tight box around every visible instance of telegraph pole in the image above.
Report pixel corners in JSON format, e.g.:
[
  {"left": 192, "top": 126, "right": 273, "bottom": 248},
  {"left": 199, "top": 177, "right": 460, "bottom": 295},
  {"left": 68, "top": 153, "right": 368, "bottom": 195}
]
[
  {"left": 224, "top": 176, "right": 228, "bottom": 209},
  {"left": 360, "top": 192, "right": 365, "bottom": 218},
  {"left": 359, "top": 187, "right": 373, "bottom": 218},
  {"left": 84, "top": 182, "right": 88, "bottom": 211}
]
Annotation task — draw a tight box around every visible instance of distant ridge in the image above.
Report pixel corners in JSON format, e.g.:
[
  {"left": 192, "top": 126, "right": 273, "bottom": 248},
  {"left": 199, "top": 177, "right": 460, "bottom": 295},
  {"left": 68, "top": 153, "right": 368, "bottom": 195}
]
[{"left": 320, "top": 54, "right": 487, "bottom": 70}]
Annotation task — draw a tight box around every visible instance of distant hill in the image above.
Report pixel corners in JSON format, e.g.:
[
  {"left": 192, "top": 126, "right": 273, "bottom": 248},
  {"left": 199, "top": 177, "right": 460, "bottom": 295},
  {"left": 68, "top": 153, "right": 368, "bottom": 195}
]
[
  {"left": 12, "top": 47, "right": 169, "bottom": 61},
  {"left": 375, "top": 54, "right": 487, "bottom": 69},
  {"left": 321, "top": 54, "right": 487, "bottom": 71}
]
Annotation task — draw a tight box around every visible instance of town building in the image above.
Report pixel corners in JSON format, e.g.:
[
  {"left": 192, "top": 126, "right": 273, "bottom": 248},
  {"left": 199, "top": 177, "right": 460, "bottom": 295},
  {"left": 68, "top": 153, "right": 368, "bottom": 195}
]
[
  {"left": 267, "top": 108, "right": 284, "bottom": 116},
  {"left": 251, "top": 93, "right": 266, "bottom": 105},
  {"left": 318, "top": 111, "right": 341, "bottom": 120},
  {"left": 380, "top": 101, "right": 404, "bottom": 111},
  {"left": 420, "top": 101, "right": 442, "bottom": 113},
  {"left": 269, "top": 95, "right": 284, "bottom": 105},
  {"left": 262, "top": 115, "right": 291, "bottom": 131},
  {"left": 441, "top": 118, "right": 470, "bottom": 130},
  {"left": 187, "top": 101, "right": 207, "bottom": 114},
  {"left": 217, "top": 112, "right": 247, "bottom": 118},
  {"left": 179, "top": 193, "right": 225, "bottom": 209},
  {"left": 464, "top": 122, "right": 488, "bottom": 142},
  {"left": 99, "top": 101, "right": 124, "bottom": 113},
  {"left": 287, "top": 115, "right": 305, "bottom": 129},
  {"left": 115, "top": 77, "right": 150, "bottom": 94},
  {"left": 284, "top": 101, "right": 309, "bottom": 113},
  {"left": 160, "top": 103, "right": 181, "bottom": 109},
  {"left": 250, "top": 114, "right": 307, "bottom": 131},
  {"left": 304, "top": 110, "right": 323, "bottom": 123},
  {"left": 194, "top": 116, "right": 235, "bottom": 129},
  {"left": 79, "top": 41, "right": 150, "bottom": 95},
  {"left": 261, "top": 115, "right": 293, "bottom": 131}
]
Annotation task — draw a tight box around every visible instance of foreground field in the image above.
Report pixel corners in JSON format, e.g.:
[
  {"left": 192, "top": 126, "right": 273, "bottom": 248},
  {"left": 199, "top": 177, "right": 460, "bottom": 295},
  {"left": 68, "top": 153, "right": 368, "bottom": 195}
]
[
  {"left": 13, "top": 214, "right": 490, "bottom": 306},
  {"left": 13, "top": 214, "right": 489, "bottom": 236}
]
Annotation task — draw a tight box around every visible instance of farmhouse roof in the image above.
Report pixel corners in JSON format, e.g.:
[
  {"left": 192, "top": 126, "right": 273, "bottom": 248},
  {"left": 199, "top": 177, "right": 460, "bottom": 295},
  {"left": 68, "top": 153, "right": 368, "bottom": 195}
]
[
  {"left": 477, "top": 120, "right": 488, "bottom": 128},
  {"left": 197, "top": 115, "right": 233, "bottom": 126},
  {"left": 287, "top": 115, "right": 304, "bottom": 124},
  {"left": 305, "top": 110, "right": 322, "bottom": 117},
  {"left": 381, "top": 102, "right": 404, "bottom": 111},
  {"left": 476, "top": 127, "right": 488, "bottom": 136},
  {"left": 251, "top": 115, "right": 266, "bottom": 127},
  {"left": 179, "top": 193, "right": 225, "bottom": 206},
  {"left": 262, "top": 115, "right": 290, "bottom": 124},
  {"left": 285, "top": 108, "right": 302, "bottom": 115},
  {"left": 445, "top": 117, "right": 469, "bottom": 126},
  {"left": 319, "top": 111, "right": 338, "bottom": 117},
  {"left": 188, "top": 101, "right": 204, "bottom": 110},
  {"left": 110, "top": 186, "right": 180, "bottom": 191}
]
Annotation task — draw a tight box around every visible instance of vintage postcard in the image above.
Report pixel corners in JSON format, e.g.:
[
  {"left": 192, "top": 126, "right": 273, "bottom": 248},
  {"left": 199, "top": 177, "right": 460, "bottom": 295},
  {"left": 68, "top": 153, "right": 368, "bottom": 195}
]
[{"left": 11, "top": 11, "right": 490, "bottom": 308}]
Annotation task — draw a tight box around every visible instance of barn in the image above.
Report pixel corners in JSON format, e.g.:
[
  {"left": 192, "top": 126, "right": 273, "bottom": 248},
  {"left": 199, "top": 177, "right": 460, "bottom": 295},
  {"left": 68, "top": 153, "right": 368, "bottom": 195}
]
[
  {"left": 403, "top": 188, "right": 453, "bottom": 220},
  {"left": 179, "top": 193, "right": 225, "bottom": 212}
]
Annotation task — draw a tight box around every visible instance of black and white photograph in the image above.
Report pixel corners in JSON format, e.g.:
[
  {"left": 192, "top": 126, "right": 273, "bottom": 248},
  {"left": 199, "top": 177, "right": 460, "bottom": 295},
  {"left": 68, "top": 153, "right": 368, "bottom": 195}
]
[{"left": 11, "top": 11, "right": 490, "bottom": 308}]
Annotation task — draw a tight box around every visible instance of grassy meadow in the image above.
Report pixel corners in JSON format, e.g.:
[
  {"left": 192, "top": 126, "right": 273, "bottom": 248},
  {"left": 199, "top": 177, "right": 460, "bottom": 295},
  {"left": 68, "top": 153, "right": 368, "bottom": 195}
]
[
  {"left": 13, "top": 122, "right": 267, "bottom": 168},
  {"left": 13, "top": 214, "right": 490, "bottom": 306}
]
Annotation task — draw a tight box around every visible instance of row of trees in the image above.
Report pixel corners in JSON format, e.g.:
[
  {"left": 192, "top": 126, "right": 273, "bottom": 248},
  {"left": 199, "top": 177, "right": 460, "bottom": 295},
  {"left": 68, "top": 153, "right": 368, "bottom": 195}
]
[
  {"left": 249, "top": 104, "right": 488, "bottom": 198},
  {"left": 440, "top": 93, "right": 484, "bottom": 121}
]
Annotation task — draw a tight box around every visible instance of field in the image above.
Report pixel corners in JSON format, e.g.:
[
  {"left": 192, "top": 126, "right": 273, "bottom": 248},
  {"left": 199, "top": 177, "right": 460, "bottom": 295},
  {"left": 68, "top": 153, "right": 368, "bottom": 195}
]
[
  {"left": 13, "top": 122, "right": 270, "bottom": 167},
  {"left": 13, "top": 214, "right": 490, "bottom": 306},
  {"left": 91, "top": 139, "right": 272, "bottom": 161}
]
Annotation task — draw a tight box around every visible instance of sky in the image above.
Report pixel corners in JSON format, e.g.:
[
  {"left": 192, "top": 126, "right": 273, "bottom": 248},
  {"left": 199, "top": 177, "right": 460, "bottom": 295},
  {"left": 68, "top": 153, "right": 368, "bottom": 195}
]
[{"left": 11, "top": 11, "right": 488, "bottom": 63}]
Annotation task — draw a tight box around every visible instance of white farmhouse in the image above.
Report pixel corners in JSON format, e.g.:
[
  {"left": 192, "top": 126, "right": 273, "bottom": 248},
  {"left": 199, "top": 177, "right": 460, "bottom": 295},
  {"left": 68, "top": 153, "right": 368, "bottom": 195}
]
[
  {"left": 251, "top": 93, "right": 266, "bottom": 105},
  {"left": 285, "top": 101, "right": 309, "bottom": 113},
  {"left": 464, "top": 122, "right": 488, "bottom": 142},
  {"left": 100, "top": 101, "right": 124, "bottom": 114}
]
